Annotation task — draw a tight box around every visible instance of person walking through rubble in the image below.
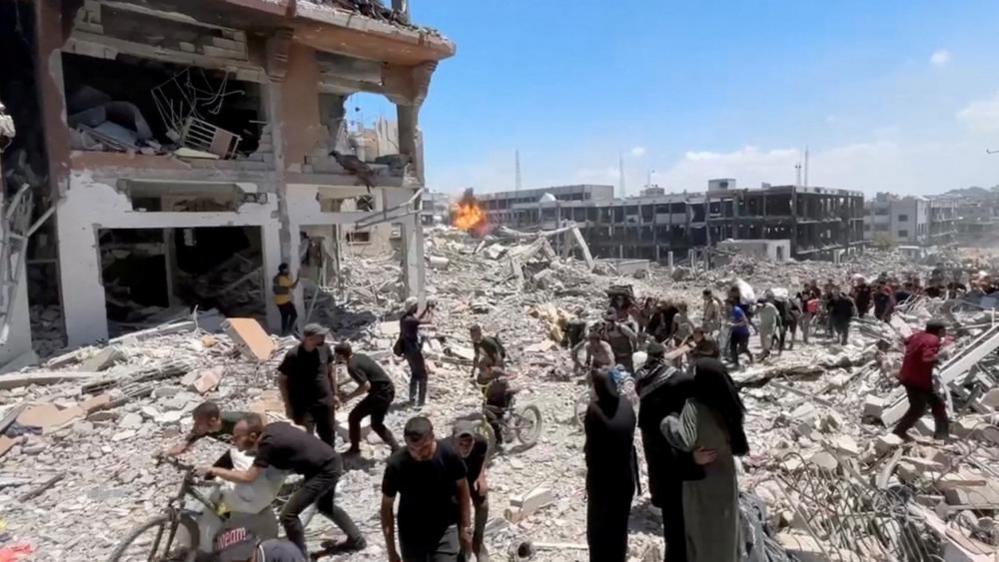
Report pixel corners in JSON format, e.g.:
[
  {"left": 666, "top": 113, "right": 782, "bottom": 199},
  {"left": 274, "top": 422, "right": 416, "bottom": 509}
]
[
  {"left": 701, "top": 290, "right": 723, "bottom": 340},
  {"left": 727, "top": 300, "right": 753, "bottom": 369},
  {"left": 873, "top": 283, "right": 896, "bottom": 323},
  {"left": 449, "top": 421, "right": 492, "bottom": 562},
  {"left": 334, "top": 342, "right": 401, "bottom": 456},
  {"left": 892, "top": 319, "right": 950, "bottom": 441},
  {"left": 757, "top": 295, "right": 781, "bottom": 360},
  {"left": 199, "top": 414, "right": 367, "bottom": 557},
  {"left": 277, "top": 323, "right": 337, "bottom": 447},
  {"left": 635, "top": 342, "right": 698, "bottom": 562},
  {"left": 470, "top": 325, "right": 505, "bottom": 379},
  {"left": 602, "top": 310, "right": 638, "bottom": 373},
  {"left": 829, "top": 288, "right": 856, "bottom": 346},
  {"left": 381, "top": 416, "right": 473, "bottom": 562},
  {"left": 399, "top": 297, "right": 434, "bottom": 408},
  {"left": 584, "top": 368, "right": 638, "bottom": 562},
  {"left": 660, "top": 358, "right": 748, "bottom": 562},
  {"left": 273, "top": 263, "right": 300, "bottom": 336},
  {"left": 852, "top": 277, "right": 873, "bottom": 318}
]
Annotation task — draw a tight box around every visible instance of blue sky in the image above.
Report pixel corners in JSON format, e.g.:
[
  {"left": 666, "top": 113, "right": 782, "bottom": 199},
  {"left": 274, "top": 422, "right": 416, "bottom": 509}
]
[{"left": 359, "top": 1, "right": 999, "bottom": 195}]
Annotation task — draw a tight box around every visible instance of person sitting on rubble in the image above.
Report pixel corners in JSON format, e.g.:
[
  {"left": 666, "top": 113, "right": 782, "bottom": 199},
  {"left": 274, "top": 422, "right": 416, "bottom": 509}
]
[
  {"left": 470, "top": 324, "right": 506, "bottom": 379},
  {"left": 892, "top": 319, "right": 951, "bottom": 441}
]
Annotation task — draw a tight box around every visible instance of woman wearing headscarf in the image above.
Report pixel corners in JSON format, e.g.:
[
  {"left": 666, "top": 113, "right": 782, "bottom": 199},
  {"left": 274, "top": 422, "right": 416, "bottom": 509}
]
[
  {"left": 584, "top": 368, "right": 638, "bottom": 562},
  {"left": 660, "top": 358, "right": 748, "bottom": 562},
  {"left": 635, "top": 343, "right": 699, "bottom": 562}
]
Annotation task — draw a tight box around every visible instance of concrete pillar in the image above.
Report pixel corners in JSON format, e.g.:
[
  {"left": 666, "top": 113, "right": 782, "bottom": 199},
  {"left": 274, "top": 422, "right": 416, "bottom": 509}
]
[
  {"left": 400, "top": 215, "right": 425, "bottom": 302},
  {"left": 58, "top": 218, "right": 108, "bottom": 346},
  {"left": 667, "top": 251, "right": 674, "bottom": 268},
  {"left": 397, "top": 104, "right": 423, "bottom": 184},
  {"left": 261, "top": 222, "right": 283, "bottom": 331},
  {"left": 163, "top": 228, "right": 178, "bottom": 307}
]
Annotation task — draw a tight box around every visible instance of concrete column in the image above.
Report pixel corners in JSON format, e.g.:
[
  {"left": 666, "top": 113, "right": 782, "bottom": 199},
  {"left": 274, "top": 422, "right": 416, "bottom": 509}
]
[
  {"left": 261, "top": 222, "right": 282, "bottom": 331},
  {"left": 400, "top": 215, "right": 425, "bottom": 302},
  {"left": 667, "top": 251, "right": 674, "bottom": 268},
  {"left": 397, "top": 104, "right": 423, "bottom": 184},
  {"left": 58, "top": 218, "right": 108, "bottom": 346},
  {"left": 392, "top": 0, "right": 410, "bottom": 22},
  {"left": 163, "top": 228, "right": 178, "bottom": 307}
]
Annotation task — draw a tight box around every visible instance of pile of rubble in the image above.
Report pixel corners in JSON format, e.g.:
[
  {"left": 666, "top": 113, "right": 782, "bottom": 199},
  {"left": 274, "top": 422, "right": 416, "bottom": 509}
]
[{"left": 1, "top": 227, "right": 998, "bottom": 561}]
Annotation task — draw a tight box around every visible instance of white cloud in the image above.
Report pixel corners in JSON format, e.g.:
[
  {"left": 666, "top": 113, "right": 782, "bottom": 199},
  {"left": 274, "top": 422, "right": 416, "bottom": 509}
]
[
  {"left": 957, "top": 93, "right": 999, "bottom": 132},
  {"left": 630, "top": 146, "right": 647, "bottom": 157},
  {"left": 930, "top": 49, "right": 952, "bottom": 67}
]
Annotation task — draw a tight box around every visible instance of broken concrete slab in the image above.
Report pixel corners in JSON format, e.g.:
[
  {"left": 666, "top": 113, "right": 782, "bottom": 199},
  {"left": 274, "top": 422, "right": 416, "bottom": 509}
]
[
  {"left": 862, "top": 395, "right": 886, "bottom": 418},
  {"left": 16, "top": 403, "right": 85, "bottom": 434},
  {"left": 188, "top": 367, "right": 223, "bottom": 394},
  {"left": 0, "top": 371, "right": 100, "bottom": 390},
  {"left": 506, "top": 487, "right": 555, "bottom": 523},
  {"left": 79, "top": 347, "right": 124, "bottom": 372},
  {"left": 223, "top": 318, "right": 276, "bottom": 362},
  {"left": 874, "top": 433, "right": 904, "bottom": 455}
]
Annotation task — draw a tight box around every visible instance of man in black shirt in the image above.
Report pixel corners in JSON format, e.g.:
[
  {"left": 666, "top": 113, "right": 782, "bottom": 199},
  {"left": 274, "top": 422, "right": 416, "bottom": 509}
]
[
  {"left": 163, "top": 401, "right": 249, "bottom": 457},
  {"left": 470, "top": 325, "right": 505, "bottom": 378},
  {"left": 277, "top": 323, "right": 337, "bottom": 446},
  {"left": 400, "top": 298, "right": 434, "bottom": 407},
  {"left": 334, "top": 342, "right": 400, "bottom": 455},
  {"left": 449, "top": 422, "right": 490, "bottom": 562},
  {"left": 829, "top": 289, "right": 857, "bottom": 346},
  {"left": 381, "top": 416, "right": 472, "bottom": 562},
  {"left": 201, "top": 414, "right": 366, "bottom": 558}
]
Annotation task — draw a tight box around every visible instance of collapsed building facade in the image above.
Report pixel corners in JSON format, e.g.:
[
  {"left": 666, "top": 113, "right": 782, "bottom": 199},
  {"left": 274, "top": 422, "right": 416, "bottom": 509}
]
[
  {"left": 0, "top": 0, "right": 454, "bottom": 369},
  {"left": 483, "top": 181, "right": 866, "bottom": 263}
]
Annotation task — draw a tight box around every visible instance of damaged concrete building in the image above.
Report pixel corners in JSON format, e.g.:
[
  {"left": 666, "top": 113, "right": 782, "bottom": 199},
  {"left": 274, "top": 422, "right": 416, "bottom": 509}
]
[
  {"left": 486, "top": 180, "right": 866, "bottom": 264},
  {"left": 0, "top": 0, "right": 454, "bottom": 368}
]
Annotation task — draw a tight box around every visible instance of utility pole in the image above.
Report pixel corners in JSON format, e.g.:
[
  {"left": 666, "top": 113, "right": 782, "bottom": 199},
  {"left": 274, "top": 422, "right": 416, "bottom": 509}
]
[
  {"left": 515, "top": 149, "right": 522, "bottom": 192},
  {"left": 618, "top": 153, "right": 625, "bottom": 198}
]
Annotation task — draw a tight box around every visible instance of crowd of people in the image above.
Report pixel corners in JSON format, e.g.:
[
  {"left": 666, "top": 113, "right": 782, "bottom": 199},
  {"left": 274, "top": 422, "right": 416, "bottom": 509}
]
[{"left": 154, "top": 262, "right": 973, "bottom": 562}]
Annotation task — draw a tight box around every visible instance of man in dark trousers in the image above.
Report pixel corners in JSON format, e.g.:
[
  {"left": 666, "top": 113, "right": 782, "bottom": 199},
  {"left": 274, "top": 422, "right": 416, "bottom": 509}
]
[
  {"left": 200, "top": 414, "right": 366, "bottom": 557},
  {"left": 634, "top": 342, "right": 700, "bottom": 562},
  {"left": 334, "top": 342, "right": 400, "bottom": 455},
  {"left": 381, "top": 416, "right": 472, "bottom": 562},
  {"left": 449, "top": 421, "right": 491, "bottom": 562},
  {"left": 277, "top": 324, "right": 337, "bottom": 446},
  {"left": 893, "top": 319, "right": 950, "bottom": 440},
  {"left": 400, "top": 297, "right": 434, "bottom": 408},
  {"left": 829, "top": 289, "right": 857, "bottom": 345},
  {"left": 470, "top": 325, "right": 505, "bottom": 378},
  {"left": 273, "top": 263, "right": 299, "bottom": 336}
]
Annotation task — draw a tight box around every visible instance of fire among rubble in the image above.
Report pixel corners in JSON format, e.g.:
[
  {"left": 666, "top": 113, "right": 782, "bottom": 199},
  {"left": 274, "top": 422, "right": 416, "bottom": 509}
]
[{"left": 451, "top": 188, "right": 489, "bottom": 235}]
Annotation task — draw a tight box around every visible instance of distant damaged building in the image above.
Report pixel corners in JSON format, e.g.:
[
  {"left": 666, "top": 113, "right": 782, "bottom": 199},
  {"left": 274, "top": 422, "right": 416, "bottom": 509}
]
[{"left": 0, "top": 0, "right": 454, "bottom": 365}]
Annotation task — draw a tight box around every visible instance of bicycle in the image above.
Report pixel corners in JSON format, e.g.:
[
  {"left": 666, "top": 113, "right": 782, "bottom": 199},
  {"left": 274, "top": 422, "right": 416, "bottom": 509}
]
[
  {"left": 108, "top": 457, "right": 281, "bottom": 562},
  {"left": 107, "top": 456, "right": 222, "bottom": 562},
  {"left": 467, "top": 377, "right": 543, "bottom": 454}
]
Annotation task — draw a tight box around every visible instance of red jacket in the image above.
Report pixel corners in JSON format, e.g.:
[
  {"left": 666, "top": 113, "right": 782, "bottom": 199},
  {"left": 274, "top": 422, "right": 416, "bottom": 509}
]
[{"left": 898, "top": 331, "right": 942, "bottom": 390}]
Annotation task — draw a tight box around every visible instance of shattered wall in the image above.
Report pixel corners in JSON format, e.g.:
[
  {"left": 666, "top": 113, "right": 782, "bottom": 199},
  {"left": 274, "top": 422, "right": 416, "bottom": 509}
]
[{"left": 56, "top": 172, "right": 281, "bottom": 346}]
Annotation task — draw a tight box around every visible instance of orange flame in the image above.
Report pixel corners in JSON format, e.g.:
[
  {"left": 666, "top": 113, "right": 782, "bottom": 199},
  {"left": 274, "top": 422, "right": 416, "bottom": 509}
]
[
  {"left": 452, "top": 201, "right": 487, "bottom": 232},
  {"left": 451, "top": 189, "right": 488, "bottom": 234}
]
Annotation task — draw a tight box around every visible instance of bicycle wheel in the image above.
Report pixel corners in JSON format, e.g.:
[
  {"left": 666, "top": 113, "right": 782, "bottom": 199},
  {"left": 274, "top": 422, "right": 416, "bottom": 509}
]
[
  {"left": 106, "top": 514, "right": 198, "bottom": 562},
  {"left": 475, "top": 418, "right": 498, "bottom": 456},
  {"left": 513, "top": 404, "right": 543, "bottom": 446}
]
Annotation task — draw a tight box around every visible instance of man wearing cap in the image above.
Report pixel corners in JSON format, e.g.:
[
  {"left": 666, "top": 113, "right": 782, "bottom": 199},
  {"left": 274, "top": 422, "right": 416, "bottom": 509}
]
[
  {"left": 277, "top": 324, "right": 337, "bottom": 446},
  {"left": 893, "top": 319, "right": 950, "bottom": 440},
  {"left": 200, "top": 414, "right": 366, "bottom": 558},
  {"left": 449, "top": 421, "right": 491, "bottom": 562},
  {"left": 381, "top": 416, "right": 472, "bottom": 562},
  {"left": 334, "top": 342, "right": 400, "bottom": 455}
]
